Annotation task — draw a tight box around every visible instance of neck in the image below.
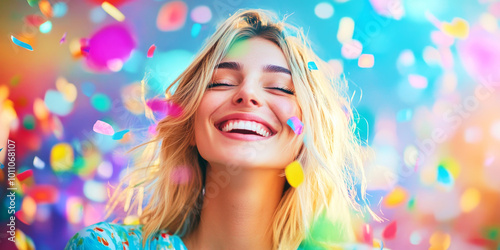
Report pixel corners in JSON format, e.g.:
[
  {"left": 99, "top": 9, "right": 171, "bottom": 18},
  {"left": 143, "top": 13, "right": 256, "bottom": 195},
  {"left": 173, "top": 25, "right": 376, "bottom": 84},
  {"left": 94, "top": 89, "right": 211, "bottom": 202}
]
[{"left": 182, "top": 163, "right": 286, "bottom": 250}]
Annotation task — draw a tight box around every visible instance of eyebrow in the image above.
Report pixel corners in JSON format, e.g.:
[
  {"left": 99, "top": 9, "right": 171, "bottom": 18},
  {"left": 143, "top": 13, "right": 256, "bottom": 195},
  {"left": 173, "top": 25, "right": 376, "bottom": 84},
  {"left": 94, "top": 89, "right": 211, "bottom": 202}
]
[{"left": 215, "top": 62, "right": 291, "bottom": 75}]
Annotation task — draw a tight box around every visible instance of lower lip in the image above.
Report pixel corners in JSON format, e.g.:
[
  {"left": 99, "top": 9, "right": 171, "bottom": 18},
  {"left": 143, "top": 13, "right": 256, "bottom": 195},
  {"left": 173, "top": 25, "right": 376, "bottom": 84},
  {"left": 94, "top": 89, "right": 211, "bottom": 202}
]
[{"left": 217, "top": 128, "right": 274, "bottom": 141}]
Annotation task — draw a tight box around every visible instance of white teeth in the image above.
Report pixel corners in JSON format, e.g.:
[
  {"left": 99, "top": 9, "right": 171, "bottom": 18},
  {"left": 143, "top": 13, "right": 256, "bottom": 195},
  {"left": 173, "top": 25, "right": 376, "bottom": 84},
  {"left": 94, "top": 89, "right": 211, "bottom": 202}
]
[{"left": 220, "top": 120, "right": 272, "bottom": 137}]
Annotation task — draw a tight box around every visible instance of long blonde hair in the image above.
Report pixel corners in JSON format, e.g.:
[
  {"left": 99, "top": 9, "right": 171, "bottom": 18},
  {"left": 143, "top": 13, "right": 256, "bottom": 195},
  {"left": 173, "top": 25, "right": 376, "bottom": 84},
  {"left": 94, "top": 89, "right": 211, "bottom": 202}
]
[{"left": 105, "top": 9, "right": 379, "bottom": 249}]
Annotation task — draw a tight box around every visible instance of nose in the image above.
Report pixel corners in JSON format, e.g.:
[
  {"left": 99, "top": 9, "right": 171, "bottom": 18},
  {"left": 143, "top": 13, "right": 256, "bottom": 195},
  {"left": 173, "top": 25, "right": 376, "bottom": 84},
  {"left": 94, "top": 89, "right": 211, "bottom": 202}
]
[{"left": 232, "top": 80, "right": 263, "bottom": 107}]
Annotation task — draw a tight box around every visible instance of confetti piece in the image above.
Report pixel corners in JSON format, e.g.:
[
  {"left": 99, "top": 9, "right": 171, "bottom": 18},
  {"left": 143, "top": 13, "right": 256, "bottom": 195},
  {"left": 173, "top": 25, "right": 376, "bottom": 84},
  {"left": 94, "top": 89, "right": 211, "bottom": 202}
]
[
  {"left": 384, "top": 186, "right": 408, "bottom": 208},
  {"left": 11, "top": 35, "right": 34, "bottom": 51},
  {"left": 52, "top": 2, "right": 68, "bottom": 18},
  {"left": 460, "top": 188, "right": 480, "bottom": 213},
  {"left": 337, "top": 17, "right": 354, "bottom": 44},
  {"left": 341, "top": 39, "right": 362, "bottom": 59},
  {"left": 93, "top": 120, "right": 115, "bottom": 135},
  {"left": 171, "top": 165, "right": 192, "bottom": 184},
  {"left": 20, "top": 196, "right": 36, "bottom": 225},
  {"left": 382, "top": 221, "right": 397, "bottom": 239},
  {"left": 50, "top": 143, "right": 74, "bottom": 172},
  {"left": 33, "top": 156, "right": 45, "bottom": 169},
  {"left": 286, "top": 116, "right": 304, "bottom": 135},
  {"left": 91, "top": 93, "right": 111, "bottom": 112},
  {"left": 314, "top": 2, "right": 334, "bottom": 19},
  {"left": 33, "top": 98, "right": 49, "bottom": 120},
  {"left": 190, "top": 5, "right": 212, "bottom": 24},
  {"left": 437, "top": 165, "right": 454, "bottom": 186},
  {"left": 429, "top": 231, "right": 451, "bottom": 249},
  {"left": 157, "top": 1, "right": 188, "bottom": 31},
  {"left": 442, "top": 17, "right": 469, "bottom": 39},
  {"left": 39, "top": 0, "right": 53, "bottom": 18},
  {"left": 25, "top": 14, "right": 46, "bottom": 27},
  {"left": 60, "top": 32, "right": 67, "bottom": 44},
  {"left": 358, "top": 54, "right": 375, "bottom": 68},
  {"left": 82, "top": 82, "right": 96, "bottom": 97},
  {"left": 191, "top": 23, "right": 202, "bottom": 37},
  {"left": 83, "top": 180, "right": 107, "bottom": 202},
  {"left": 27, "top": 0, "right": 40, "bottom": 7},
  {"left": 146, "top": 99, "right": 183, "bottom": 118},
  {"left": 0, "top": 148, "right": 2, "bottom": 152},
  {"left": 407, "top": 196, "right": 416, "bottom": 210},
  {"left": 408, "top": 74, "right": 428, "bottom": 89},
  {"left": 44, "top": 90, "right": 73, "bottom": 115},
  {"left": 27, "top": 185, "right": 59, "bottom": 203},
  {"left": 307, "top": 61, "right": 318, "bottom": 70},
  {"left": 410, "top": 230, "right": 422, "bottom": 245},
  {"left": 23, "top": 115, "right": 36, "bottom": 130},
  {"left": 363, "top": 224, "right": 373, "bottom": 244},
  {"left": 17, "top": 169, "right": 34, "bottom": 182},
  {"left": 112, "top": 129, "right": 129, "bottom": 140},
  {"left": 285, "top": 161, "right": 304, "bottom": 188},
  {"left": 101, "top": 1, "right": 125, "bottom": 22},
  {"left": 66, "top": 197, "right": 84, "bottom": 224},
  {"left": 1, "top": 163, "right": 4, "bottom": 169},
  {"left": 147, "top": 44, "right": 156, "bottom": 58}
]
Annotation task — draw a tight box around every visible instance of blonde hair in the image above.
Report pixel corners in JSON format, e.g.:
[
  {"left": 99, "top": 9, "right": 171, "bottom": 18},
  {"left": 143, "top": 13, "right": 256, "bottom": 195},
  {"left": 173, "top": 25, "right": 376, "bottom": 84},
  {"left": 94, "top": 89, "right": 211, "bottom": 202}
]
[{"left": 104, "top": 9, "right": 380, "bottom": 249}]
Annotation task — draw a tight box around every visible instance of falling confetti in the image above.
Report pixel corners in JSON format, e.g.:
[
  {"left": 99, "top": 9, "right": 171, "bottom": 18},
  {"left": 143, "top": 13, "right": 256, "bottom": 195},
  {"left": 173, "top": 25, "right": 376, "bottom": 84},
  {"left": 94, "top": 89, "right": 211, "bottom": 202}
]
[
  {"left": 363, "top": 224, "right": 373, "bottom": 244},
  {"left": 382, "top": 221, "right": 397, "bottom": 239},
  {"left": 287, "top": 116, "right": 304, "bottom": 135},
  {"left": 50, "top": 143, "right": 74, "bottom": 172},
  {"left": 17, "top": 169, "right": 34, "bottom": 182},
  {"left": 191, "top": 23, "right": 202, "bottom": 37},
  {"left": 337, "top": 17, "right": 355, "bottom": 44},
  {"left": 11, "top": 35, "right": 34, "bottom": 51},
  {"left": 307, "top": 61, "right": 318, "bottom": 70},
  {"left": 112, "top": 129, "right": 129, "bottom": 140},
  {"left": 442, "top": 17, "right": 469, "bottom": 39},
  {"left": 460, "top": 188, "right": 481, "bottom": 213},
  {"left": 39, "top": 0, "right": 53, "bottom": 18},
  {"left": 60, "top": 32, "right": 67, "bottom": 44},
  {"left": 25, "top": 14, "right": 46, "bottom": 27},
  {"left": 157, "top": 1, "right": 188, "bottom": 31},
  {"left": 146, "top": 99, "right": 183, "bottom": 118},
  {"left": 285, "top": 161, "right": 304, "bottom": 188},
  {"left": 90, "top": 93, "right": 111, "bottom": 112},
  {"left": 33, "top": 156, "right": 45, "bottom": 169},
  {"left": 27, "top": 185, "right": 59, "bottom": 203},
  {"left": 383, "top": 186, "right": 407, "bottom": 208},
  {"left": 101, "top": 1, "right": 125, "bottom": 22},
  {"left": 358, "top": 54, "right": 375, "bottom": 68},
  {"left": 190, "top": 5, "right": 212, "bottom": 24},
  {"left": 93, "top": 120, "right": 115, "bottom": 135},
  {"left": 314, "top": 2, "right": 334, "bottom": 19},
  {"left": 147, "top": 44, "right": 156, "bottom": 58}
]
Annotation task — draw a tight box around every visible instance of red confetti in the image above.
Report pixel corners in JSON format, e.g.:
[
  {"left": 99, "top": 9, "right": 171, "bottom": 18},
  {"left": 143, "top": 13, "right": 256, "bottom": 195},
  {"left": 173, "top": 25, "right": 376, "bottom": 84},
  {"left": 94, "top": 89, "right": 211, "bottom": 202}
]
[
  {"left": 362, "top": 224, "right": 373, "bottom": 244},
  {"left": 25, "top": 14, "right": 46, "bottom": 27},
  {"left": 26, "top": 185, "right": 59, "bottom": 203},
  {"left": 382, "top": 221, "right": 397, "bottom": 239},
  {"left": 147, "top": 44, "right": 156, "bottom": 58},
  {"left": 17, "top": 169, "right": 33, "bottom": 182}
]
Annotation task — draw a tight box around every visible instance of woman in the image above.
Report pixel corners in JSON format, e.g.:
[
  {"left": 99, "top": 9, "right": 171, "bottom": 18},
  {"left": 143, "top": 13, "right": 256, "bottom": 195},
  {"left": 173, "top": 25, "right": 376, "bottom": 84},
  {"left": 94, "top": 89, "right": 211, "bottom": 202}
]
[{"left": 65, "top": 9, "right": 378, "bottom": 250}]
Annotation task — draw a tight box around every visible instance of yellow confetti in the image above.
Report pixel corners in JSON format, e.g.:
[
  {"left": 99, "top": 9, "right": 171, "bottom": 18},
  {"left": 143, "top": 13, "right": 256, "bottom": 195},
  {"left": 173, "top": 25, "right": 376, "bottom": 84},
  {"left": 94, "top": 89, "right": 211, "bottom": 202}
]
[
  {"left": 15, "top": 228, "right": 35, "bottom": 250},
  {"left": 50, "top": 143, "right": 74, "bottom": 172},
  {"left": 124, "top": 215, "right": 140, "bottom": 225},
  {"left": 383, "top": 186, "right": 407, "bottom": 208},
  {"left": 102, "top": 1, "right": 125, "bottom": 22},
  {"left": 33, "top": 98, "right": 49, "bottom": 120},
  {"left": 56, "top": 77, "right": 77, "bottom": 102},
  {"left": 429, "top": 231, "right": 451, "bottom": 249},
  {"left": 285, "top": 161, "right": 304, "bottom": 188},
  {"left": 460, "top": 188, "right": 480, "bottom": 213},
  {"left": 442, "top": 17, "right": 469, "bottom": 39}
]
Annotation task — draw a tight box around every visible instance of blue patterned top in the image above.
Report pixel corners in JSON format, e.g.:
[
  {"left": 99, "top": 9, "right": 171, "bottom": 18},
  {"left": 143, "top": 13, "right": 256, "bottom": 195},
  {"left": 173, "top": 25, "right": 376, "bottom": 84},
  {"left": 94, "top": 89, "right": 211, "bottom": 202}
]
[{"left": 65, "top": 222, "right": 188, "bottom": 250}]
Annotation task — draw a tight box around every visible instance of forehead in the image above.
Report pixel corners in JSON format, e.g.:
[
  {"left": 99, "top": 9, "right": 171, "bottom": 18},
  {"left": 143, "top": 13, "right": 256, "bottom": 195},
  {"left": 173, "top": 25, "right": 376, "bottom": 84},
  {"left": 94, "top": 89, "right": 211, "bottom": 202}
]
[{"left": 221, "top": 37, "right": 289, "bottom": 68}]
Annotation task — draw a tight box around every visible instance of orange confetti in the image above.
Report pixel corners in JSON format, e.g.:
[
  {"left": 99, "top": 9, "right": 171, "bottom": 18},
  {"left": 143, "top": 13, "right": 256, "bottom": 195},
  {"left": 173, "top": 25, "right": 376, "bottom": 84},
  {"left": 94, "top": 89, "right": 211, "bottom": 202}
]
[{"left": 39, "top": 0, "right": 53, "bottom": 18}]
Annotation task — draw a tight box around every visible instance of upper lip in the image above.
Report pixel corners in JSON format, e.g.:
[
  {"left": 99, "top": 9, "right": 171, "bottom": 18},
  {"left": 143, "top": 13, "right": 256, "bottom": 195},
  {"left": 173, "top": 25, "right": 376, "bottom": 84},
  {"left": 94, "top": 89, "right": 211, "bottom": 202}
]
[{"left": 215, "top": 113, "right": 277, "bottom": 135}]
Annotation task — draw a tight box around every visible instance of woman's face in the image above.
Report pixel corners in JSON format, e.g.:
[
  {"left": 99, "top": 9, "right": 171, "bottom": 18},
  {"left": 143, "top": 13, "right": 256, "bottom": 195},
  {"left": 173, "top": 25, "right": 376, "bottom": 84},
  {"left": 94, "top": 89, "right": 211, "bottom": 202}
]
[{"left": 193, "top": 37, "right": 303, "bottom": 170}]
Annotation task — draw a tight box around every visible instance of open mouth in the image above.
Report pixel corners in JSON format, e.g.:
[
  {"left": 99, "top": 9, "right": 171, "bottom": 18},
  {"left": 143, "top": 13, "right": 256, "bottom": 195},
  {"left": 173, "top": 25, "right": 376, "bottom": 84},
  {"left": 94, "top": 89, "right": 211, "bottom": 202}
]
[{"left": 215, "top": 120, "right": 276, "bottom": 138}]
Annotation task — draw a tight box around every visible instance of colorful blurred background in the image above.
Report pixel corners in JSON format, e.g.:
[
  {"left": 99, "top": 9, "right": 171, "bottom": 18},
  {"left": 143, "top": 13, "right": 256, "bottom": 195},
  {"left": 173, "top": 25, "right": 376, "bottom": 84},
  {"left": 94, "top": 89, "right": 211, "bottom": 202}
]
[{"left": 1, "top": 0, "right": 500, "bottom": 249}]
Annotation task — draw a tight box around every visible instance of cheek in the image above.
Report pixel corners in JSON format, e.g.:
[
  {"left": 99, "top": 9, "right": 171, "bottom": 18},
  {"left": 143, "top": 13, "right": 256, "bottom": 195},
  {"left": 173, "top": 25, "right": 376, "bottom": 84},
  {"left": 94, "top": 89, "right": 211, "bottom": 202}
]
[{"left": 272, "top": 99, "right": 302, "bottom": 124}]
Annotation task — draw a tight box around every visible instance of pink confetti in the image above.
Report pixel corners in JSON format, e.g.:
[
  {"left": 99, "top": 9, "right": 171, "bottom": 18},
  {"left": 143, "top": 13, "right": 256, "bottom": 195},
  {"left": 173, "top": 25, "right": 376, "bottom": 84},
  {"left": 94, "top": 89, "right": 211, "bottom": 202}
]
[
  {"left": 363, "top": 224, "right": 373, "bottom": 244},
  {"left": 170, "top": 165, "right": 192, "bottom": 184},
  {"left": 60, "top": 32, "right": 67, "bottom": 44},
  {"left": 146, "top": 99, "right": 182, "bottom": 118},
  {"left": 408, "top": 74, "right": 428, "bottom": 89},
  {"left": 147, "top": 44, "right": 156, "bottom": 58},
  {"left": 157, "top": 1, "right": 188, "bottom": 31},
  {"left": 382, "top": 221, "right": 397, "bottom": 239},
  {"left": 93, "top": 120, "right": 115, "bottom": 135},
  {"left": 286, "top": 116, "right": 304, "bottom": 135}
]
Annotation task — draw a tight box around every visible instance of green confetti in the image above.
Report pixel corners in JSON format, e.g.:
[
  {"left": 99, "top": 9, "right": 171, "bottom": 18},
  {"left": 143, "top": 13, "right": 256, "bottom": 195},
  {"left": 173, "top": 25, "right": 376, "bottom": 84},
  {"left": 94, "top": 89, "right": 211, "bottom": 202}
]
[
  {"left": 23, "top": 115, "right": 36, "bottom": 130},
  {"left": 91, "top": 93, "right": 111, "bottom": 112}
]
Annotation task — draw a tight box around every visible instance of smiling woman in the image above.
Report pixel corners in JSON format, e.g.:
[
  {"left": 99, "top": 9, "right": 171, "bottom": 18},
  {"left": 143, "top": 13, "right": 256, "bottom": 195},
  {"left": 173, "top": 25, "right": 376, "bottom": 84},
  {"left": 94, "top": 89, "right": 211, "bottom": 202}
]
[{"left": 65, "top": 9, "right": 380, "bottom": 250}]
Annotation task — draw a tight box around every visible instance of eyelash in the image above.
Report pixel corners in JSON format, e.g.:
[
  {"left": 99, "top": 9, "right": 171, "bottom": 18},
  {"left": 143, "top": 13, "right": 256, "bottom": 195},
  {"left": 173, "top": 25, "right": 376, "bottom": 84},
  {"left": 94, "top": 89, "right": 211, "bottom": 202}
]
[{"left": 207, "top": 83, "right": 295, "bottom": 95}]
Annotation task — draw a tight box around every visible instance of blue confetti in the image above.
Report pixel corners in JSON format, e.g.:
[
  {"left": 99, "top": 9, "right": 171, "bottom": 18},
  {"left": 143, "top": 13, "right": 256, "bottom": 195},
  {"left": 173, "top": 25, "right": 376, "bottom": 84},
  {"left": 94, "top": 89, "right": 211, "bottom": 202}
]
[
  {"left": 11, "top": 35, "right": 33, "bottom": 51},
  {"left": 307, "top": 61, "right": 318, "bottom": 70},
  {"left": 191, "top": 23, "right": 202, "bottom": 37},
  {"left": 112, "top": 129, "right": 130, "bottom": 140},
  {"left": 437, "top": 165, "right": 454, "bottom": 186},
  {"left": 0, "top": 162, "right": 3, "bottom": 169}
]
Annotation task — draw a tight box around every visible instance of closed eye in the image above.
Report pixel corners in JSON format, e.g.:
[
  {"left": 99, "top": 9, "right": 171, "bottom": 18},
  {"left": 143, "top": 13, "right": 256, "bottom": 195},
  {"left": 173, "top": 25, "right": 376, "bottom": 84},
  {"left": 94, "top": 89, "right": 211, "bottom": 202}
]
[
  {"left": 206, "top": 83, "right": 234, "bottom": 89},
  {"left": 207, "top": 83, "right": 295, "bottom": 95}
]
